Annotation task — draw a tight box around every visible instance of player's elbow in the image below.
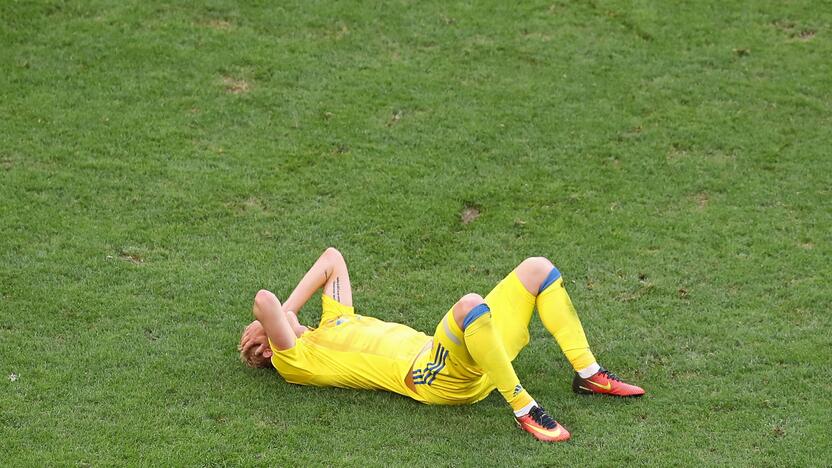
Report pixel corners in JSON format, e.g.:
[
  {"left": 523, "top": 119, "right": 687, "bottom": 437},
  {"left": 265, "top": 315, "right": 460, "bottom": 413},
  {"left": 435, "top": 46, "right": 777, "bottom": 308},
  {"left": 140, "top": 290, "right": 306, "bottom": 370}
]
[
  {"left": 324, "top": 246, "right": 343, "bottom": 261},
  {"left": 254, "top": 289, "right": 279, "bottom": 316}
]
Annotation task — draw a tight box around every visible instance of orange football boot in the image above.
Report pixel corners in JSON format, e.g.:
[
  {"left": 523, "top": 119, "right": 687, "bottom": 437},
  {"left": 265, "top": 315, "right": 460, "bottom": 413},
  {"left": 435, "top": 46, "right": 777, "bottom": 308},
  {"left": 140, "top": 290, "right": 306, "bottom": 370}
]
[
  {"left": 572, "top": 368, "right": 645, "bottom": 397},
  {"left": 515, "top": 406, "right": 571, "bottom": 442}
]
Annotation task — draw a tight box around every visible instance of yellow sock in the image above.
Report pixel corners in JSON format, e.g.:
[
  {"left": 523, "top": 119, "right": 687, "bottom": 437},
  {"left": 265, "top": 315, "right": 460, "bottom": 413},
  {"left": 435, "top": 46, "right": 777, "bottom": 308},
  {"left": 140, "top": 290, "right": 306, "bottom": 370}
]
[
  {"left": 463, "top": 305, "right": 533, "bottom": 411},
  {"left": 537, "top": 273, "right": 596, "bottom": 371}
]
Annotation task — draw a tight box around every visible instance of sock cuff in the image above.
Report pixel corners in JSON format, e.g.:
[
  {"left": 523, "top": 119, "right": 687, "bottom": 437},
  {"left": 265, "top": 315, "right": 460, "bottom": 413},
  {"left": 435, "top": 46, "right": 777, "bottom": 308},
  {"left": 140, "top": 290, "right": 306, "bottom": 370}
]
[
  {"left": 568, "top": 350, "right": 597, "bottom": 372},
  {"left": 577, "top": 362, "right": 601, "bottom": 378},
  {"left": 461, "top": 303, "right": 490, "bottom": 330},
  {"left": 513, "top": 399, "right": 537, "bottom": 417},
  {"left": 509, "top": 388, "right": 534, "bottom": 413},
  {"left": 538, "top": 267, "right": 562, "bottom": 294}
]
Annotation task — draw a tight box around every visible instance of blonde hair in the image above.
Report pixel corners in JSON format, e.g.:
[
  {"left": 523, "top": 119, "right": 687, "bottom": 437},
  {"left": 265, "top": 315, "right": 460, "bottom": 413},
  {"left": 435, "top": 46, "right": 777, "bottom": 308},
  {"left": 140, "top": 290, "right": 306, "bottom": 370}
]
[{"left": 238, "top": 331, "right": 272, "bottom": 369}]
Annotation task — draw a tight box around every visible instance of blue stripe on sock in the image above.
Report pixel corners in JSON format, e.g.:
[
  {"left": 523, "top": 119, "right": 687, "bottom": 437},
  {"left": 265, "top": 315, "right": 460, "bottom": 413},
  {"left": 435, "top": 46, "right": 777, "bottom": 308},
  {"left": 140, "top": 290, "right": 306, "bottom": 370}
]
[
  {"left": 538, "top": 267, "right": 562, "bottom": 294},
  {"left": 461, "top": 303, "right": 491, "bottom": 330}
]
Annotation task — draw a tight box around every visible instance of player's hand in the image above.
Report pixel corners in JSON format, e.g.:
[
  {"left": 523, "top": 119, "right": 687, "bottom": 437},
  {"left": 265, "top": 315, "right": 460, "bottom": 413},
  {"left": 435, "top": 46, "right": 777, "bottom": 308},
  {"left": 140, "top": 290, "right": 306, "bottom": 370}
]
[
  {"left": 240, "top": 320, "right": 274, "bottom": 359},
  {"left": 286, "top": 310, "right": 309, "bottom": 337},
  {"left": 239, "top": 320, "right": 260, "bottom": 347}
]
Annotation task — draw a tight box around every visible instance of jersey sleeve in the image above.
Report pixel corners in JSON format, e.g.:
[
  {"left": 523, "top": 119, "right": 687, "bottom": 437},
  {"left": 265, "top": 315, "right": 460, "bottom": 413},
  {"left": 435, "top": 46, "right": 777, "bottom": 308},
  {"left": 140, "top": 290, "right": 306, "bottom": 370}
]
[
  {"left": 268, "top": 338, "right": 313, "bottom": 384},
  {"left": 320, "top": 294, "right": 355, "bottom": 325}
]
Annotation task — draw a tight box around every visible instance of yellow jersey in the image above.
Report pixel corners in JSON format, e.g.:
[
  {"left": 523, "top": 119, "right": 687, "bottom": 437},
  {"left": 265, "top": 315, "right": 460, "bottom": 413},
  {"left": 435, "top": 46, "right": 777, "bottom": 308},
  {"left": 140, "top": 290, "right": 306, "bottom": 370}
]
[
  {"left": 268, "top": 271, "right": 547, "bottom": 407},
  {"left": 269, "top": 296, "right": 432, "bottom": 398}
]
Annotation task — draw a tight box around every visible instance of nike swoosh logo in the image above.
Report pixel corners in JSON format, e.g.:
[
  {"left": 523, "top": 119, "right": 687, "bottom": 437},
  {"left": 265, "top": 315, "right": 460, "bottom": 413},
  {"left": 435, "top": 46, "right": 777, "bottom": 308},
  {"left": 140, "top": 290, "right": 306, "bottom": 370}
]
[
  {"left": 587, "top": 379, "right": 612, "bottom": 391},
  {"left": 526, "top": 423, "right": 562, "bottom": 438}
]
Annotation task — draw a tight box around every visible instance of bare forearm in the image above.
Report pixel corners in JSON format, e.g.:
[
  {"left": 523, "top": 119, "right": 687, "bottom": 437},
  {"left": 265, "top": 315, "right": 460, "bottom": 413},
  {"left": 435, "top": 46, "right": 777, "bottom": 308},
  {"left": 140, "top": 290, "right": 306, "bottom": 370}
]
[
  {"left": 282, "top": 252, "right": 334, "bottom": 314},
  {"left": 253, "top": 290, "right": 296, "bottom": 350}
]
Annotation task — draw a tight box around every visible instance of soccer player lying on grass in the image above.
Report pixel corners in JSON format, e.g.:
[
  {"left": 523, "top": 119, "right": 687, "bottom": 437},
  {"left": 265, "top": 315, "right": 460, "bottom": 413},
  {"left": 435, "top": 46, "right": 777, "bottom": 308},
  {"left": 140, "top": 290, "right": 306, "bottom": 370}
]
[{"left": 239, "top": 248, "right": 644, "bottom": 442}]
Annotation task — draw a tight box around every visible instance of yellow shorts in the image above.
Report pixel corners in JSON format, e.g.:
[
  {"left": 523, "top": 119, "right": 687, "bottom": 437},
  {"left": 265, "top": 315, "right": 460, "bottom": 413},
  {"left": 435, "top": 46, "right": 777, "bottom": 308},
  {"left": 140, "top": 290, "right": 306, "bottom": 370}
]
[{"left": 410, "top": 271, "right": 536, "bottom": 405}]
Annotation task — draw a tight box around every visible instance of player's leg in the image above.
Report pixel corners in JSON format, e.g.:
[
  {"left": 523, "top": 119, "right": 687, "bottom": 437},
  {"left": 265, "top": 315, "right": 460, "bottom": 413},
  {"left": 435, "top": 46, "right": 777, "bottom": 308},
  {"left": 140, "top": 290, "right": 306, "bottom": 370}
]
[
  {"left": 450, "top": 294, "right": 532, "bottom": 412},
  {"left": 514, "top": 256, "right": 644, "bottom": 397},
  {"left": 513, "top": 257, "right": 596, "bottom": 372},
  {"left": 482, "top": 267, "right": 537, "bottom": 361},
  {"left": 452, "top": 294, "right": 570, "bottom": 442}
]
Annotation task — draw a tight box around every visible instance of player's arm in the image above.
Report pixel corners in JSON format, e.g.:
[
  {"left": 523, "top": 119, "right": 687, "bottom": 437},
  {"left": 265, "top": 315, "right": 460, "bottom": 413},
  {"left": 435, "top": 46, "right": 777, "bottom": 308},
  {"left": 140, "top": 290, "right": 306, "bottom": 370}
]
[
  {"left": 282, "top": 247, "right": 353, "bottom": 316},
  {"left": 241, "top": 248, "right": 352, "bottom": 357},
  {"left": 252, "top": 289, "right": 296, "bottom": 350}
]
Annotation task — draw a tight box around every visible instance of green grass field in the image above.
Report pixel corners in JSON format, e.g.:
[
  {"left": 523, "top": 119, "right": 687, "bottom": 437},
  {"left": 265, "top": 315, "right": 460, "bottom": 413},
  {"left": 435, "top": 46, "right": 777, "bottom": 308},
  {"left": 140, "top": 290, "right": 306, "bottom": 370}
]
[{"left": 2, "top": 0, "right": 830, "bottom": 465}]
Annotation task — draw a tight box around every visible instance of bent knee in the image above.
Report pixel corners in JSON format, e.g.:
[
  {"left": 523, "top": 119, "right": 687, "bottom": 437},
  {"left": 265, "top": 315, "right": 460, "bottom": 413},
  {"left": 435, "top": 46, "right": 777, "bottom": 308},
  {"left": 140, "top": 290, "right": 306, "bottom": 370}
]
[
  {"left": 515, "top": 257, "right": 558, "bottom": 295},
  {"left": 520, "top": 256, "right": 554, "bottom": 275},
  {"left": 456, "top": 293, "right": 485, "bottom": 313},
  {"left": 453, "top": 293, "right": 486, "bottom": 328}
]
